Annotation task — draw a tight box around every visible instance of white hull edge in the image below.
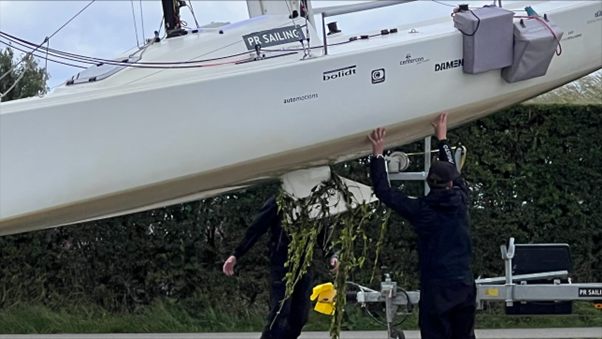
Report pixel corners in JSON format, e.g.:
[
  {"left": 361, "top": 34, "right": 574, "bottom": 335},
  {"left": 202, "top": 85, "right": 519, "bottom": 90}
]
[{"left": 1, "top": 1, "right": 601, "bottom": 235}]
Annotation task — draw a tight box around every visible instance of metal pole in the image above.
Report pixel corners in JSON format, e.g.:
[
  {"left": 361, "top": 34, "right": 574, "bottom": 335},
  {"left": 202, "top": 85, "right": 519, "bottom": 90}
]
[
  {"left": 315, "top": 0, "right": 417, "bottom": 17},
  {"left": 503, "top": 238, "right": 516, "bottom": 307},
  {"left": 321, "top": 13, "right": 328, "bottom": 55},
  {"left": 303, "top": 0, "right": 316, "bottom": 30}
]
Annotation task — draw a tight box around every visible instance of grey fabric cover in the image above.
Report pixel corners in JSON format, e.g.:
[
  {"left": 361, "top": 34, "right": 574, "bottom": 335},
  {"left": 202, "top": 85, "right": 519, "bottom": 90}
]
[
  {"left": 501, "top": 16, "right": 564, "bottom": 83},
  {"left": 453, "top": 6, "right": 515, "bottom": 74}
]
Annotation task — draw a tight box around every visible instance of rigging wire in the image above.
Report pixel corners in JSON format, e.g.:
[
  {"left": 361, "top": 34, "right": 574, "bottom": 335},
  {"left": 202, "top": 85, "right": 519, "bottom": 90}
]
[
  {"left": 44, "top": 38, "right": 49, "bottom": 72},
  {"left": 0, "top": 39, "right": 87, "bottom": 69},
  {"left": 430, "top": 0, "right": 456, "bottom": 8},
  {"left": 139, "top": 0, "right": 146, "bottom": 43},
  {"left": 301, "top": 0, "right": 312, "bottom": 59},
  {"left": 187, "top": 0, "right": 201, "bottom": 29},
  {"left": 0, "top": 66, "right": 27, "bottom": 100},
  {"left": 1, "top": 16, "right": 312, "bottom": 69},
  {"left": 0, "top": 34, "right": 110, "bottom": 66},
  {"left": 1, "top": 23, "right": 308, "bottom": 68},
  {"left": 0, "top": 36, "right": 253, "bottom": 70},
  {"left": 48, "top": 0, "right": 96, "bottom": 41},
  {"left": 1, "top": 22, "right": 395, "bottom": 71},
  {"left": 0, "top": 44, "right": 246, "bottom": 70},
  {"left": 1, "top": 0, "right": 95, "bottom": 92},
  {"left": 0, "top": 44, "right": 44, "bottom": 99},
  {"left": 3, "top": 20, "right": 382, "bottom": 69},
  {"left": 1, "top": 7, "right": 398, "bottom": 74},
  {"left": 130, "top": 0, "right": 140, "bottom": 48},
  {"left": 282, "top": 0, "right": 308, "bottom": 57},
  {"left": 0, "top": 54, "right": 23, "bottom": 82},
  {"left": 0, "top": 31, "right": 252, "bottom": 66},
  {"left": 0, "top": 36, "right": 49, "bottom": 81},
  {"left": 157, "top": 17, "right": 165, "bottom": 39}
]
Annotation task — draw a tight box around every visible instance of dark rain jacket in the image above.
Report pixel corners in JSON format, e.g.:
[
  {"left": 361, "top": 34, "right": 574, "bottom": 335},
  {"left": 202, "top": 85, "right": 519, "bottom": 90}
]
[
  {"left": 232, "top": 196, "right": 336, "bottom": 266},
  {"left": 370, "top": 139, "right": 473, "bottom": 282}
]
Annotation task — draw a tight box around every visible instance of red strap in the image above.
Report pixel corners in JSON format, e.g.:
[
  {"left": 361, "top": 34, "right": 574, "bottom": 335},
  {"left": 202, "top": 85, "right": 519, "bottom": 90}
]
[{"left": 514, "top": 15, "right": 563, "bottom": 56}]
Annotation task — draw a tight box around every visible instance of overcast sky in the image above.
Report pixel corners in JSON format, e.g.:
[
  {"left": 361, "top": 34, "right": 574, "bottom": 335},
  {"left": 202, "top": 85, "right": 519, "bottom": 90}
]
[{"left": 1, "top": 0, "right": 535, "bottom": 89}]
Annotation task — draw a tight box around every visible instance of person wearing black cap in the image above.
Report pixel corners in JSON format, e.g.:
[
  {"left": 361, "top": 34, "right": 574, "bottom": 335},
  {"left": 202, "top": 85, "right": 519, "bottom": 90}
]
[
  {"left": 222, "top": 196, "right": 340, "bottom": 339},
  {"left": 368, "top": 112, "right": 476, "bottom": 339}
]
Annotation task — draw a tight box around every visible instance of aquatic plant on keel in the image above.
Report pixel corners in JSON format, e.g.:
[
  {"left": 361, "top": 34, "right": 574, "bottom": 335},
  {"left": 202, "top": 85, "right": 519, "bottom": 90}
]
[{"left": 275, "top": 169, "right": 388, "bottom": 339}]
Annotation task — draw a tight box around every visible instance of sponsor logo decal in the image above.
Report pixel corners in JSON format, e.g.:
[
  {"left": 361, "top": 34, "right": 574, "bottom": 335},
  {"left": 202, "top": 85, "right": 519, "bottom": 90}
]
[
  {"left": 284, "top": 93, "right": 318, "bottom": 104},
  {"left": 371, "top": 68, "right": 385, "bottom": 84},
  {"left": 400, "top": 53, "right": 429, "bottom": 66},
  {"left": 323, "top": 65, "right": 357, "bottom": 81},
  {"left": 435, "top": 59, "right": 464, "bottom": 72},
  {"left": 243, "top": 25, "right": 305, "bottom": 50},
  {"left": 566, "top": 33, "right": 582, "bottom": 41},
  {"left": 587, "top": 10, "right": 602, "bottom": 24},
  {"left": 564, "top": 30, "right": 582, "bottom": 41}
]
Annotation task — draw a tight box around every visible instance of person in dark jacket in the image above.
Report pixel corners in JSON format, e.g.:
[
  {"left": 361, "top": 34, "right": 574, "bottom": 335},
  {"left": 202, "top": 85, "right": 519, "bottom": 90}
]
[
  {"left": 368, "top": 112, "right": 476, "bottom": 339},
  {"left": 223, "top": 196, "right": 339, "bottom": 339}
]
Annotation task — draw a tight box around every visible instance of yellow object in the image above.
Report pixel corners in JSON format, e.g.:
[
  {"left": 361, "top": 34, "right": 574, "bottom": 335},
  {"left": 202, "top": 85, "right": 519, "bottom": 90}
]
[
  {"left": 485, "top": 288, "right": 499, "bottom": 297},
  {"left": 595, "top": 303, "right": 602, "bottom": 310},
  {"left": 310, "top": 282, "right": 337, "bottom": 315}
]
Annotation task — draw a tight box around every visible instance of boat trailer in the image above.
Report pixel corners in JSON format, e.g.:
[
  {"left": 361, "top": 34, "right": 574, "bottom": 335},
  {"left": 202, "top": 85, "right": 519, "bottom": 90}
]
[{"left": 343, "top": 237, "right": 602, "bottom": 339}]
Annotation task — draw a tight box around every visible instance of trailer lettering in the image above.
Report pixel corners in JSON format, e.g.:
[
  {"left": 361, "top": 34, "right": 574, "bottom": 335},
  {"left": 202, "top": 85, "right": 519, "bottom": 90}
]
[{"left": 578, "top": 288, "right": 602, "bottom": 297}]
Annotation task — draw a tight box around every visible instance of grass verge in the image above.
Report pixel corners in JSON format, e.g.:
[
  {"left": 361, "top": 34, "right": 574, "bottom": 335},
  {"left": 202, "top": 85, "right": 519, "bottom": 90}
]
[{"left": 1, "top": 300, "right": 600, "bottom": 334}]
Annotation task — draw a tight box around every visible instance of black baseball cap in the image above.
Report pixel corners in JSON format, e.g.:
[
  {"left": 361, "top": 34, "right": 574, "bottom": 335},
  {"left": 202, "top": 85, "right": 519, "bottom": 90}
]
[{"left": 427, "top": 161, "right": 460, "bottom": 188}]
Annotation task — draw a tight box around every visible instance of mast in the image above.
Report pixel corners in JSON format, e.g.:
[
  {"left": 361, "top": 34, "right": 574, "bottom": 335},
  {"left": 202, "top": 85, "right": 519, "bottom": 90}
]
[{"left": 161, "top": 0, "right": 187, "bottom": 38}]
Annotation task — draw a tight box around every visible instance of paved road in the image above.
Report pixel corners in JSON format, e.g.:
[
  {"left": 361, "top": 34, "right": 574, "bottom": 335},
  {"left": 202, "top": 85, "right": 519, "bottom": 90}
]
[{"left": 1, "top": 328, "right": 601, "bottom": 339}]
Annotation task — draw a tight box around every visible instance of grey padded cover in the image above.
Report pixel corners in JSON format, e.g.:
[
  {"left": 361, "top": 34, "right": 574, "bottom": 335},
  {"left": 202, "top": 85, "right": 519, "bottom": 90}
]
[
  {"left": 454, "top": 6, "right": 515, "bottom": 74},
  {"left": 501, "top": 16, "right": 564, "bottom": 83}
]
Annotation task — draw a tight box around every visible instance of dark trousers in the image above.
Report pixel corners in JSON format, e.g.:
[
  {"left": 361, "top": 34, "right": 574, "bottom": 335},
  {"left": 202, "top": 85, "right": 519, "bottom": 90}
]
[
  {"left": 418, "top": 277, "right": 477, "bottom": 339},
  {"left": 260, "top": 263, "right": 313, "bottom": 339}
]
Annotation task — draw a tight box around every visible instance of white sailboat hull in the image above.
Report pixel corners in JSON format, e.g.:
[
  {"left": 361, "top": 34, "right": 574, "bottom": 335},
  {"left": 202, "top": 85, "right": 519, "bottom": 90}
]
[{"left": 1, "top": 0, "right": 601, "bottom": 235}]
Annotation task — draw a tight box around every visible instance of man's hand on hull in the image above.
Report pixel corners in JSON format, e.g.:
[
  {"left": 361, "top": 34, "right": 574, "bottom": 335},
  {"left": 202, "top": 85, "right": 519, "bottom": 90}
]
[
  {"left": 431, "top": 112, "right": 448, "bottom": 140},
  {"left": 368, "top": 127, "right": 386, "bottom": 156}
]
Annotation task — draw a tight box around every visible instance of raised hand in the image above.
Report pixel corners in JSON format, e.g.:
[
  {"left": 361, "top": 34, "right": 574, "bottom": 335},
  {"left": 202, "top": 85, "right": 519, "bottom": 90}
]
[
  {"left": 368, "top": 127, "right": 386, "bottom": 156},
  {"left": 431, "top": 112, "right": 448, "bottom": 140}
]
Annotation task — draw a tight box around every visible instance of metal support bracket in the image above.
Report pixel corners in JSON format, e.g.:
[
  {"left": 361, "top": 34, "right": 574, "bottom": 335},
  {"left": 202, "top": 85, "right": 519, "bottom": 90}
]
[
  {"left": 385, "top": 136, "right": 464, "bottom": 196},
  {"left": 342, "top": 237, "right": 602, "bottom": 336},
  {"left": 386, "top": 136, "right": 431, "bottom": 195},
  {"left": 501, "top": 237, "right": 516, "bottom": 306}
]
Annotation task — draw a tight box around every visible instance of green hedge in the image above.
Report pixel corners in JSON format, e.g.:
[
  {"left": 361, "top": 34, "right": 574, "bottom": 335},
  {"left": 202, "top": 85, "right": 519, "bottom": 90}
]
[{"left": 1, "top": 104, "right": 601, "bottom": 319}]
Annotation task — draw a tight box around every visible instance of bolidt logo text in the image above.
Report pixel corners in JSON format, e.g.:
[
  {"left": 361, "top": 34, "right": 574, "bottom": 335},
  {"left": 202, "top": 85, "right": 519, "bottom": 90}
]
[{"left": 323, "top": 65, "right": 357, "bottom": 81}]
